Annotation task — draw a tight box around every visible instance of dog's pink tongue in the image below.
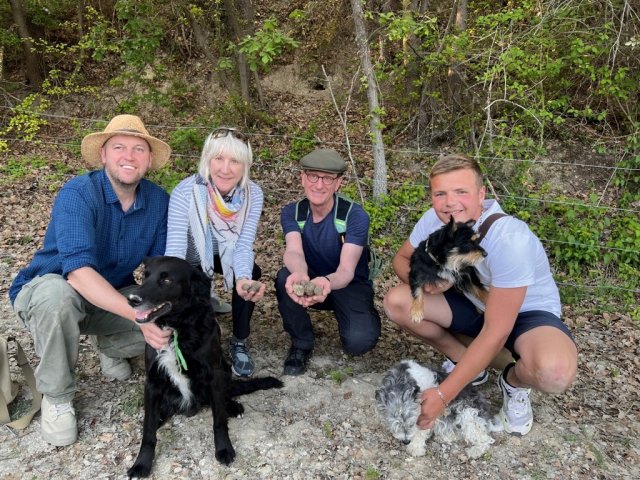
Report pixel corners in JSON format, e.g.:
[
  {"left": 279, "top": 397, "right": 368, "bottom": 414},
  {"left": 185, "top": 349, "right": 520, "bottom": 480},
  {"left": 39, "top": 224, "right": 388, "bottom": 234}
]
[{"left": 135, "top": 309, "right": 151, "bottom": 320}]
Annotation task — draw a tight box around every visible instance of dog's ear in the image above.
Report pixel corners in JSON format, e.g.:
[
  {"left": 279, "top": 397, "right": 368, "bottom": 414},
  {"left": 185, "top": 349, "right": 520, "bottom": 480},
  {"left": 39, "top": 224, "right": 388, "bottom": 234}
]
[
  {"left": 445, "top": 215, "right": 458, "bottom": 237},
  {"left": 190, "top": 267, "right": 212, "bottom": 301}
]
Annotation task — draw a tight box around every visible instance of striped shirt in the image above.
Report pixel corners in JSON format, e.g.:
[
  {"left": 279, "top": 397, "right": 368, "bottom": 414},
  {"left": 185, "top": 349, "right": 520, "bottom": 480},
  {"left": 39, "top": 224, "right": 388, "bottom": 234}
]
[{"left": 164, "top": 174, "right": 263, "bottom": 282}]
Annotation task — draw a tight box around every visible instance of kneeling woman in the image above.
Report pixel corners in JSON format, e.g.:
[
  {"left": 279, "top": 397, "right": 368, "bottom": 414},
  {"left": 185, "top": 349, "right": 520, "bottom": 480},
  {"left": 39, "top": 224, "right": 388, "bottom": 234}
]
[{"left": 165, "top": 127, "right": 265, "bottom": 377}]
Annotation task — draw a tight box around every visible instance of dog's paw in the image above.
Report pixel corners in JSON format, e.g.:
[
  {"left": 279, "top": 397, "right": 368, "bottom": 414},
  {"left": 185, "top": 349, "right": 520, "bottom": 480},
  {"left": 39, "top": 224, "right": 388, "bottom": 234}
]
[
  {"left": 127, "top": 462, "right": 152, "bottom": 479},
  {"left": 227, "top": 399, "right": 244, "bottom": 417},
  {"left": 409, "top": 300, "right": 424, "bottom": 324},
  {"left": 406, "top": 440, "right": 426, "bottom": 457},
  {"left": 215, "top": 446, "right": 236, "bottom": 465},
  {"left": 465, "top": 444, "right": 489, "bottom": 459}
]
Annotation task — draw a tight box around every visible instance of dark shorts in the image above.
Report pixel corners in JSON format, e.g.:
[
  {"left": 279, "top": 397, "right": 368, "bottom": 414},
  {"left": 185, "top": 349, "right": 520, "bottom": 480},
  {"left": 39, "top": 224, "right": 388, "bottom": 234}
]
[{"left": 443, "top": 290, "right": 575, "bottom": 360}]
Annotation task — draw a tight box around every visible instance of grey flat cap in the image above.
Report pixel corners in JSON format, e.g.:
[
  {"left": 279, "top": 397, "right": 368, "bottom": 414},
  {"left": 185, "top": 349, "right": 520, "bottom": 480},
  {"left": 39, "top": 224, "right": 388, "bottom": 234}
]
[{"left": 299, "top": 149, "right": 346, "bottom": 174}]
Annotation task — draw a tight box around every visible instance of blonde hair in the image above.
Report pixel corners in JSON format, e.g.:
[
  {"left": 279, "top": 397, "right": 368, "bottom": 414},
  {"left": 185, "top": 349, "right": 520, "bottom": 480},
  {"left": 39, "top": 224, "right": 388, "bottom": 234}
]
[
  {"left": 198, "top": 130, "right": 253, "bottom": 188},
  {"left": 430, "top": 154, "right": 483, "bottom": 188}
]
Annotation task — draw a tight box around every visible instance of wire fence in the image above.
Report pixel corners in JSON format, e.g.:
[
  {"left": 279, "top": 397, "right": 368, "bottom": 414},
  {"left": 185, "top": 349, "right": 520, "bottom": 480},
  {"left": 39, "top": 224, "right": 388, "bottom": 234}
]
[{"left": 1, "top": 109, "right": 639, "bottom": 299}]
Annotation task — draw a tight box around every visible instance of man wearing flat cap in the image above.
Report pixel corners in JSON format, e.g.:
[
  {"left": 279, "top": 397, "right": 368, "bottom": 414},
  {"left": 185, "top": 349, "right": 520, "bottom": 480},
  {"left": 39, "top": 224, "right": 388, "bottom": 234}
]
[
  {"left": 9, "top": 114, "right": 173, "bottom": 446},
  {"left": 275, "top": 148, "right": 381, "bottom": 375}
]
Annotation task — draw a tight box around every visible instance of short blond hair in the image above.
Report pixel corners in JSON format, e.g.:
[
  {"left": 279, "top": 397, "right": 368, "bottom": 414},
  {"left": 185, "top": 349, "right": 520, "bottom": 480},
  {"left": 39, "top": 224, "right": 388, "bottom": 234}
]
[
  {"left": 430, "top": 154, "right": 483, "bottom": 188},
  {"left": 198, "top": 130, "right": 252, "bottom": 188}
]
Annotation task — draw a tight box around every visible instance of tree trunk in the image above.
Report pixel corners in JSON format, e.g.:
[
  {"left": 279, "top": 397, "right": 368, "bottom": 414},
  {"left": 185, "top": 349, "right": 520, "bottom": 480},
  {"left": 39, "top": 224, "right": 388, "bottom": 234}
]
[
  {"left": 447, "top": 0, "right": 466, "bottom": 108},
  {"left": 8, "top": 0, "right": 44, "bottom": 87},
  {"left": 222, "top": 0, "right": 253, "bottom": 106},
  {"left": 185, "top": 6, "right": 231, "bottom": 92},
  {"left": 350, "top": 0, "right": 387, "bottom": 199}
]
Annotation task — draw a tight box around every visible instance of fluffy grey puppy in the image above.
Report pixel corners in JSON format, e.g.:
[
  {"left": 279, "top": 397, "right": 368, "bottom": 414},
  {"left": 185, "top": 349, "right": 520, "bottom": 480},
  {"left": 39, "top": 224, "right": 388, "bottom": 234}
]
[{"left": 375, "top": 360, "right": 501, "bottom": 458}]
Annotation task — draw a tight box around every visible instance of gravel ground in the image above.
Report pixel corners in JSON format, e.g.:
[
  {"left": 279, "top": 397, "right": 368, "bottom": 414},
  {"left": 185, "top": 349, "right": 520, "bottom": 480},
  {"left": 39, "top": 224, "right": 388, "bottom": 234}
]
[{"left": 1, "top": 291, "right": 639, "bottom": 480}]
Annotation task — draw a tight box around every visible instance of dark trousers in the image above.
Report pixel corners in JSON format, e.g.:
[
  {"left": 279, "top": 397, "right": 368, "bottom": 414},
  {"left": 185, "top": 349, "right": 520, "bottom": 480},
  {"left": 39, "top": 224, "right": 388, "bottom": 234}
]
[
  {"left": 214, "top": 255, "right": 261, "bottom": 340},
  {"left": 275, "top": 267, "right": 381, "bottom": 355}
]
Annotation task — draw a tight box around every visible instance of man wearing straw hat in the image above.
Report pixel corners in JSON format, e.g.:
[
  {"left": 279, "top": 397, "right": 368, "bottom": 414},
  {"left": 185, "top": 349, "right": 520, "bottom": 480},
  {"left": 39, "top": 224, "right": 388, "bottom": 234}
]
[{"left": 9, "top": 114, "right": 173, "bottom": 446}]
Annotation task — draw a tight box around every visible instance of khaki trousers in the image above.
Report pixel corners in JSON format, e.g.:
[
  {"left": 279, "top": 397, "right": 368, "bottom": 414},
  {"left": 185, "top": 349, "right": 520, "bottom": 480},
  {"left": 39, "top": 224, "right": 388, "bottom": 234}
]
[{"left": 13, "top": 274, "right": 145, "bottom": 402}]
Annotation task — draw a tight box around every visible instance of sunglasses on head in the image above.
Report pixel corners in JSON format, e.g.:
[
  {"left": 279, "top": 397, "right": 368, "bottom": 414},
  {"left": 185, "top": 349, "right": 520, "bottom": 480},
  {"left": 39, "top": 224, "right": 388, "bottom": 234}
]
[{"left": 211, "top": 127, "right": 249, "bottom": 143}]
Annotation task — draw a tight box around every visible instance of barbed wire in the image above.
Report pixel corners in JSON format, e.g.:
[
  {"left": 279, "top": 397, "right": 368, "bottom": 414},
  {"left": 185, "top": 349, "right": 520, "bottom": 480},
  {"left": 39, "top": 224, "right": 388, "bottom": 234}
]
[{"left": 1, "top": 106, "right": 638, "bottom": 172}]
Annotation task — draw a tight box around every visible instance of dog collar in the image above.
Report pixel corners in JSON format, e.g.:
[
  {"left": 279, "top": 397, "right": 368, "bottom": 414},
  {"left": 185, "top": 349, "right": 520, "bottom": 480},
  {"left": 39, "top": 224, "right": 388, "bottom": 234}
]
[
  {"left": 172, "top": 331, "right": 188, "bottom": 372},
  {"left": 425, "top": 239, "right": 440, "bottom": 265}
]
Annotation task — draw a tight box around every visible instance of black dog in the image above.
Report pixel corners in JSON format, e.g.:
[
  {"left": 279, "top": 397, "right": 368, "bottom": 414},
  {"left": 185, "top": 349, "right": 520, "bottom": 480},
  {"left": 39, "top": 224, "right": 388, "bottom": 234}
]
[
  {"left": 126, "top": 256, "right": 283, "bottom": 479},
  {"left": 409, "top": 217, "right": 488, "bottom": 323}
]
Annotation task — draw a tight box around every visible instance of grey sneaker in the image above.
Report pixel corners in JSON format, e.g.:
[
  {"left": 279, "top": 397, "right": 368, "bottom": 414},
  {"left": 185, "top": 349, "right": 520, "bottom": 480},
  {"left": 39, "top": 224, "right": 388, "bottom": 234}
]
[
  {"left": 211, "top": 296, "right": 232, "bottom": 314},
  {"left": 99, "top": 353, "right": 132, "bottom": 381},
  {"left": 229, "top": 337, "right": 254, "bottom": 377},
  {"left": 495, "top": 373, "right": 533, "bottom": 435},
  {"left": 441, "top": 358, "right": 489, "bottom": 386},
  {"left": 41, "top": 396, "right": 77, "bottom": 446}
]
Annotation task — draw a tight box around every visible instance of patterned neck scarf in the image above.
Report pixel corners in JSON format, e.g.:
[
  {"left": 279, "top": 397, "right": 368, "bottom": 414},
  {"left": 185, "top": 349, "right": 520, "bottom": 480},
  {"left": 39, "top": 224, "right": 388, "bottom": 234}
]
[{"left": 189, "top": 175, "right": 250, "bottom": 290}]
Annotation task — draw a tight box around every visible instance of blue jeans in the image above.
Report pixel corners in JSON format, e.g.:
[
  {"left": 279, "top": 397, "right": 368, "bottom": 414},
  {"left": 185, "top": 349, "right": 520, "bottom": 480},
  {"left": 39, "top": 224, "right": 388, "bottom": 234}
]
[{"left": 275, "top": 267, "right": 381, "bottom": 355}]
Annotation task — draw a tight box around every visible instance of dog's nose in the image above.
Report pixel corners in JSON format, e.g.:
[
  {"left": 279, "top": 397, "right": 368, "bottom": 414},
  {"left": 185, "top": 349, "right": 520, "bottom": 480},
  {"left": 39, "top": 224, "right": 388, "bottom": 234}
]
[
  {"left": 128, "top": 294, "right": 142, "bottom": 307},
  {"left": 402, "top": 439, "right": 411, "bottom": 445}
]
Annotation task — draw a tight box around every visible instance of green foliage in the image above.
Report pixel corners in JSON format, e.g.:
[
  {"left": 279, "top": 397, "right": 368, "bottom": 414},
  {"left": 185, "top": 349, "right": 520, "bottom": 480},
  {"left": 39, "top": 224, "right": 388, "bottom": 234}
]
[
  {"left": 364, "top": 466, "right": 381, "bottom": 480},
  {"left": 115, "top": 0, "right": 164, "bottom": 70},
  {"left": 238, "top": 16, "right": 299, "bottom": 72},
  {"left": 360, "top": 181, "right": 427, "bottom": 250},
  {"left": 501, "top": 193, "right": 640, "bottom": 319},
  {"left": 0, "top": 95, "right": 51, "bottom": 152},
  {"left": 373, "top": 2, "right": 640, "bottom": 159},
  {"left": 322, "top": 420, "right": 333, "bottom": 438},
  {"left": 122, "top": 387, "right": 145, "bottom": 417},
  {"left": 286, "top": 123, "right": 319, "bottom": 163},
  {"left": 167, "top": 127, "right": 206, "bottom": 156},
  {"left": 328, "top": 367, "right": 353, "bottom": 385}
]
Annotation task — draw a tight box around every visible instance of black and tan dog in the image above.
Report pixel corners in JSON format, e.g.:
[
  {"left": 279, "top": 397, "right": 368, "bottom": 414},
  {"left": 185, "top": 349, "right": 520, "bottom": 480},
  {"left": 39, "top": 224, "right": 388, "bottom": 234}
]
[
  {"left": 126, "top": 256, "right": 283, "bottom": 479},
  {"left": 409, "top": 217, "right": 488, "bottom": 323}
]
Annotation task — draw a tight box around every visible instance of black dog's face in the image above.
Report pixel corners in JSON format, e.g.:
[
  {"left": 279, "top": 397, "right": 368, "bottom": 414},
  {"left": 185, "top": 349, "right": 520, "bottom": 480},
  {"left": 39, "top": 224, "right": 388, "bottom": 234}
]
[
  {"left": 427, "top": 217, "right": 487, "bottom": 267},
  {"left": 128, "top": 256, "right": 211, "bottom": 326}
]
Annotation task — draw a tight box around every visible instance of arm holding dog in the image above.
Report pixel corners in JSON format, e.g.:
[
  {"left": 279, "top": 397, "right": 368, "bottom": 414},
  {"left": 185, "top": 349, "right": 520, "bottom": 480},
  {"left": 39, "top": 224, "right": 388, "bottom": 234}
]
[
  {"left": 418, "top": 286, "right": 525, "bottom": 430},
  {"left": 392, "top": 239, "right": 453, "bottom": 294},
  {"left": 67, "top": 267, "right": 171, "bottom": 350}
]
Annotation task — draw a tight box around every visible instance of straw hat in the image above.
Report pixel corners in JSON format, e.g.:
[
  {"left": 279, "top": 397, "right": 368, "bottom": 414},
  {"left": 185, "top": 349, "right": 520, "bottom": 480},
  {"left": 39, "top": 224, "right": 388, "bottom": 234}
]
[{"left": 80, "top": 115, "right": 171, "bottom": 170}]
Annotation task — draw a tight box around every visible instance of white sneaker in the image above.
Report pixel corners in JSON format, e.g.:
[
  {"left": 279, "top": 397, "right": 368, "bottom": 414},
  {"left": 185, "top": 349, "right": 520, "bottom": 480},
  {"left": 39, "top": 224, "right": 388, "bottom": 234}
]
[
  {"left": 496, "top": 373, "right": 533, "bottom": 435},
  {"left": 99, "top": 353, "right": 132, "bottom": 380},
  {"left": 441, "top": 358, "right": 489, "bottom": 386},
  {"left": 41, "top": 396, "right": 77, "bottom": 446}
]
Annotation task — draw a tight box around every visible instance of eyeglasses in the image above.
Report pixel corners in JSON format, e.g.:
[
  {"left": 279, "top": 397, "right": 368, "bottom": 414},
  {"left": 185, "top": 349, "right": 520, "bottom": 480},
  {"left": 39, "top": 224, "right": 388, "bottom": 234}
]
[
  {"left": 304, "top": 172, "right": 340, "bottom": 185},
  {"left": 211, "top": 127, "right": 249, "bottom": 143}
]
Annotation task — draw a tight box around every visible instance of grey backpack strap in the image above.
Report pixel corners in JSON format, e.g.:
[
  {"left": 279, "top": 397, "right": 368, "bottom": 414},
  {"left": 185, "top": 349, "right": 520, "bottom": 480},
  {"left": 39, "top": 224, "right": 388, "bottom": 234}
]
[{"left": 477, "top": 213, "right": 508, "bottom": 242}]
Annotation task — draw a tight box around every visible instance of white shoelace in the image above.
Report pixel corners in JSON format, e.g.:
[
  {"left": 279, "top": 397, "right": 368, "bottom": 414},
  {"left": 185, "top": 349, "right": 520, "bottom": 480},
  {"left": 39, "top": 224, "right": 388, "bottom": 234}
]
[
  {"left": 507, "top": 389, "right": 531, "bottom": 417},
  {"left": 49, "top": 402, "right": 75, "bottom": 418}
]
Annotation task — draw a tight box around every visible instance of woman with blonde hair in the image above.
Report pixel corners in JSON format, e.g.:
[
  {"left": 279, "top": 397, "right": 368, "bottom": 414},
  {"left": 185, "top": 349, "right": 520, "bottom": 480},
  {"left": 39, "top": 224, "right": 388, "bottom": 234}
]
[{"left": 165, "top": 127, "right": 265, "bottom": 377}]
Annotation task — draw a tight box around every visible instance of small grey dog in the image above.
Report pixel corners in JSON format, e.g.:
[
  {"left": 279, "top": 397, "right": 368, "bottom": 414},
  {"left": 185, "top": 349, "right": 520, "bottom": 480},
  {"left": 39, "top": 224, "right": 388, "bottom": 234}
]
[{"left": 375, "top": 360, "right": 500, "bottom": 459}]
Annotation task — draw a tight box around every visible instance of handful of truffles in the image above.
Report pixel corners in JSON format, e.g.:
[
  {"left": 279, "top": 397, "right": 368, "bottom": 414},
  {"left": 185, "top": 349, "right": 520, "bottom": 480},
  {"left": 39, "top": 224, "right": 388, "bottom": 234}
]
[
  {"left": 241, "top": 281, "right": 262, "bottom": 293},
  {"left": 292, "top": 281, "right": 323, "bottom": 297}
]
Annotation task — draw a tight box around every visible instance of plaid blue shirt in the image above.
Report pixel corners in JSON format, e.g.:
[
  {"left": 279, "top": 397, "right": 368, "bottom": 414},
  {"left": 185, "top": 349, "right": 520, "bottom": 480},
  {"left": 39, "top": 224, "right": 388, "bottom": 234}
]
[{"left": 9, "top": 169, "right": 169, "bottom": 304}]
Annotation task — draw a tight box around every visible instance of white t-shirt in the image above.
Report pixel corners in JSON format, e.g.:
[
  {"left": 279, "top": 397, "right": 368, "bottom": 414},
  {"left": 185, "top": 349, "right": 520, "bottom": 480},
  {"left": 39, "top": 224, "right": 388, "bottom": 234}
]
[{"left": 409, "top": 199, "right": 561, "bottom": 317}]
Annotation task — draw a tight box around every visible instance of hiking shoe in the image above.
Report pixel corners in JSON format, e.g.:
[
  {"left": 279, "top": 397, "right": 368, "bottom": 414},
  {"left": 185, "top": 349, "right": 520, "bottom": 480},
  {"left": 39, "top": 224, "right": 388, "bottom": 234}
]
[
  {"left": 495, "top": 373, "right": 533, "bottom": 435},
  {"left": 441, "top": 358, "right": 489, "bottom": 386},
  {"left": 212, "top": 296, "right": 232, "bottom": 314},
  {"left": 229, "top": 337, "right": 254, "bottom": 377},
  {"left": 283, "top": 346, "right": 313, "bottom": 376},
  {"left": 41, "top": 396, "right": 77, "bottom": 446},
  {"left": 99, "top": 353, "right": 132, "bottom": 381}
]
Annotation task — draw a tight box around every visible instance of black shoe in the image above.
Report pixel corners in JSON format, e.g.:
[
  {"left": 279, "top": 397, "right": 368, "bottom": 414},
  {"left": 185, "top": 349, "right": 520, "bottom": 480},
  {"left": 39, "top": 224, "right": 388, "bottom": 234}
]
[{"left": 283, "top": 346, "right": 313, "bottom": 376}]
